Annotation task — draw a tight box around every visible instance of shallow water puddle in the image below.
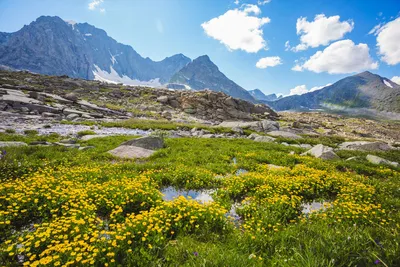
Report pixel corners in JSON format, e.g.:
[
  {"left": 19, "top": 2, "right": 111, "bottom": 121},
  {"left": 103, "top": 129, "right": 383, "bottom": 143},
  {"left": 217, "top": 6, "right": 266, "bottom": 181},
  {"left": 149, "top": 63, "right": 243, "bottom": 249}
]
[
  {"left": 161, "top": 186, "right": 215, "bottom": 203},
  {"left": 301, "top": 200, "right": 331, "bottom": 214}
]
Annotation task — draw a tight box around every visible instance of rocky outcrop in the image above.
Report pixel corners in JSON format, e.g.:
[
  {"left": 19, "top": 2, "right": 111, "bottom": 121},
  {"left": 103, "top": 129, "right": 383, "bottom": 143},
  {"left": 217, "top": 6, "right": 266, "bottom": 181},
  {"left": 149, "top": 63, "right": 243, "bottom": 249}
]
[{"left": 156, "top": 90, "right": 277, "bottom": 122}]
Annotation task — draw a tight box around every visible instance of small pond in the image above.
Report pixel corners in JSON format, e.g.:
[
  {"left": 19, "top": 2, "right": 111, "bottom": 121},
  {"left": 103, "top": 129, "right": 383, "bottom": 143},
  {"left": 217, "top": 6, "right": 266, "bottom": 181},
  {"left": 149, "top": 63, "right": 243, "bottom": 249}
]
[
  {"left": 161, "top": 186, "right": 215, "bottom": 203},
  {"left": 301, "top": 200, "right": 331, "bottom": 214}
]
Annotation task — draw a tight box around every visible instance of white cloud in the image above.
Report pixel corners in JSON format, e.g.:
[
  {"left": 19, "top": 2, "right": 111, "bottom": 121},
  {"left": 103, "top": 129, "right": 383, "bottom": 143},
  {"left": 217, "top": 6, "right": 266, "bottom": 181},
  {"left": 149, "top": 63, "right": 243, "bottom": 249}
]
[
  {"left": 284, "top": 41, "right": 290, "bottom": 51},
  {"left": 289, "top": 85, "right": 308, "bottom": 95},
  {"left": 201, "top": 4, "right": 270, "bottom": 53},
  {"left": 256, "top": 56, "right": 282, "bottom": 69},
  {"left": 234, "top": 0, "right": 240, "bottom": 5},
  {"left": 368, "top": 23, "right": 382, "bottom": 35},
  {"left": 288, "top": 83, "right": 332, "bottom": 96},
  {"left": 292, "top": 14, "right": 354, "bottom": 51},
  {"left": 376, "top": 18, "right": 400, "bottom": 65},
  {"left": 88, "top": 0, "right": 105, "bottom": 12},
  {"left": 258, "top": 0, "right": 271, "bottom": 5},
  {"left": 392, "top": 76, "right": 400, "bottom": 85},
  {"left": 293, "top": 39, "right": 378, "bottom": 74}
]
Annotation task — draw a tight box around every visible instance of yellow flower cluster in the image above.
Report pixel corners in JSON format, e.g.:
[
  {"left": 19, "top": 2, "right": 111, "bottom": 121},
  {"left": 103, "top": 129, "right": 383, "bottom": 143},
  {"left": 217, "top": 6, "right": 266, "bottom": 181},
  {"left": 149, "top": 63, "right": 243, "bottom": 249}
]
[{"left": 0, "top": 165, "right": 228, "bottom": 266}]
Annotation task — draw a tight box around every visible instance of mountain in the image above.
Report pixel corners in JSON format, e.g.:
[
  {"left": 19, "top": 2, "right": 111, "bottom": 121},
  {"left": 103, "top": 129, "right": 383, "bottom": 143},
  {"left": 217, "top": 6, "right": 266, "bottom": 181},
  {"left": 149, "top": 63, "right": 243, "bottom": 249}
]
[
  {"left": 269, "top": 71, "right": 400, "bottom": 113},
  {"left": 169, "top": 55, "right": 255, "bottom": 102},
  {"left": 249, "top": 89, "right": 282, "bottom": 101},
  {"left": 0, "top": 16, "right": 191, "bottom": 86}
]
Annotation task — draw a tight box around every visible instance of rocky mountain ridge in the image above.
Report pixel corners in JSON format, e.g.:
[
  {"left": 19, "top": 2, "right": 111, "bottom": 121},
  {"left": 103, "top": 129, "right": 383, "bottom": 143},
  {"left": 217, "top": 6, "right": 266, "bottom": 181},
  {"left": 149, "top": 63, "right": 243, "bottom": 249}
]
[
  {"left": 169, "top": 55, "right": 255, "bottom": 102},
  {"left": 0, "top": 16, "right": 191, "bottom": 85},
  {"left": 269, "top": 71, "right": 400, "bottom": 115},
  {"left": 249, "top": 89, "right": 282, "bottom": 101}
]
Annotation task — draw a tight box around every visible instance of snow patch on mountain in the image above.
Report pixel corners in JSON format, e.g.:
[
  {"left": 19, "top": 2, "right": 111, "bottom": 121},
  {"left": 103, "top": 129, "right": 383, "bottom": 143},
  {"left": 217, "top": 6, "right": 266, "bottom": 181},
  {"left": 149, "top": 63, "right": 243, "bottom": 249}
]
[
  {"left": 383, "top": 79, "right": 393, "bottom": 88},
  {"left": 92, "top": 65, "right": 162, "bottom": 87},
  {"left": 65, "top": 20, "right": 77, "bottom": 29}
]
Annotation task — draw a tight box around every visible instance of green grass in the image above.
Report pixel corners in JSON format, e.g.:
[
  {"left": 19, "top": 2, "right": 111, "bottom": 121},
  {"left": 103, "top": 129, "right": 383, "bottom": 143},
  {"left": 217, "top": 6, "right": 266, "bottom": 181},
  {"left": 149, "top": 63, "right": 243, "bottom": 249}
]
[{"left": 0, "top": 133, "right": 399, "bottom": 266}]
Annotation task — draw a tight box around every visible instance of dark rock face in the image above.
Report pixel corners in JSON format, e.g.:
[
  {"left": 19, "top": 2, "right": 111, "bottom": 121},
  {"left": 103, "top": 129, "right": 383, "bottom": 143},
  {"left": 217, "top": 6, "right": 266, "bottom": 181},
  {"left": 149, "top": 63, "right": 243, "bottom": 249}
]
[
  {"left": 0, "top": 16, "right": 191, "bottom": 83},
  {"left": 268, "top": 71, "right": 400, "bottom": 113},
  {"left": 169, "top": 55, "right": 256, "bottom": 102}
]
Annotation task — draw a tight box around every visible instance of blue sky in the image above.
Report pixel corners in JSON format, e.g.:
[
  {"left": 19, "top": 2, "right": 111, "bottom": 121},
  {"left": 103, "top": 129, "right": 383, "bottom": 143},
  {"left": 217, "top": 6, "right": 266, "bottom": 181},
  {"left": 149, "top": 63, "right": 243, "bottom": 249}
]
[{"left": 0, "top": 0, "right": 399, "bottom": 95}]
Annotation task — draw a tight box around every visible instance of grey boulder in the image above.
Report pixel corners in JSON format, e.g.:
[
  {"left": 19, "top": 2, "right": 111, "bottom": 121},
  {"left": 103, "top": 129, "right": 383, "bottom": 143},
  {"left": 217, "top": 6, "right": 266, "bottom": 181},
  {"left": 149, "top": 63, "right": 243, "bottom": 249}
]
[
  {"left": 254, "top": 136, "right": 276, "bottom": 143},
  {"left": 366, "top": 155, "right": 399, "bottom": 168},
  {"left": 302, "top": 144, "right": 339, "bottom": 160},
  {"left": 267, "top": 131, "right": 302, "bottom": 140},
  {"left": 338, "top": 141, "right": 394, "bottom": 152}
]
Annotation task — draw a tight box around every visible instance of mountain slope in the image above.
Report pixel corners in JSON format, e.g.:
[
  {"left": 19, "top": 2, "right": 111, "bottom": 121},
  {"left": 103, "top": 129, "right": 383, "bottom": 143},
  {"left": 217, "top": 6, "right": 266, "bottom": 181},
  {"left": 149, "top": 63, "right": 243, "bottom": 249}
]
[
  {"left": 249, "top": 89, "right": 282, "bottom": 101},
  {"left": 0, "top": 16, "right": 191, "bottom": 85},
  {"left": 269, "top": 71, "right": 400, "bottom": 113},
  {"left": 169, "top": 55, "right": 255, "bottom": 102}
]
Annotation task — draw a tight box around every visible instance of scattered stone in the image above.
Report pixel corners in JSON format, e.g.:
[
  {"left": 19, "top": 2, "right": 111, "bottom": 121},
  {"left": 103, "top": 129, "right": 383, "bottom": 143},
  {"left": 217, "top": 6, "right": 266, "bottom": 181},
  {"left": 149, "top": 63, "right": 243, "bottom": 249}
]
[
  {"left": 232, "top": 126, "right": 244, "bottom": 135},
  {"left": 29, "top": 141, "right": 52, "bottom": 146},
  {"left": 53, "top": 142, "right": 80, "bottom": 148},
  {"left": 254, "top": 136, "right": 276, "bottom": 143},
  {"left": 161, "top": 111, "right": 172, "bottom": 120},
  {"left": 201, "top": 134, "right": 215, "bottom": 138},
  {"left": 0, "top": 141, "right": 28, "bottom": 147},
  {"left": 302, "top": 144, "right": 340, "bottom": 160},
  {"left": 42, "top": 112, "right": 58, "bottom": 118},
  {"left": 247, "top": 133, "right": 260, "bottom": 140},
  {"left": 366, "top": 155, "right": 399, "bottom": 168},
  {"left": 66, "top": 113, "right": 80, "bottom": 120},
  {"left": 338, "top": 141, "right": 394, "bottom": 152},
  {"left": 219, "top": 120, "right": 279, "bottom": 133},
  {"left": 59, "top": 139, "right": 77, "bottom": 144},
  {"left": 156, "top": 96, "right": 169, "bottom": 103},
  {"left": 20, "top": 107, "right": 30, "bottom": 113},
  {"left": 267, "top": 131, "right": 302, "bottom": 140},
  {"left": 346, "top": 156, "right": 361, "bottom": 161},
  {"left": 122, "top": 136, "right": 164, "bottom": 150},
  {"left": 64, "top": 93, "right": 79, "bottom": 102}
]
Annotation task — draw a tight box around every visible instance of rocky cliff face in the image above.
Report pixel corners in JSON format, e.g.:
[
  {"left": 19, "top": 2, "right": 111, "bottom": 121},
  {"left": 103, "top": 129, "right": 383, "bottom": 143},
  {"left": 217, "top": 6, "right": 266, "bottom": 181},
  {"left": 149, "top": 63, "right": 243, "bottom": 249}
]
[
  {"left": 269, "top": 71, "right": 400, "bottom": 113},
  {"left": 169, "top": 55, "right": 256, "bottom": 102},
  {"left": 0, "top": 16, "right": 191, "bottom": 85}
]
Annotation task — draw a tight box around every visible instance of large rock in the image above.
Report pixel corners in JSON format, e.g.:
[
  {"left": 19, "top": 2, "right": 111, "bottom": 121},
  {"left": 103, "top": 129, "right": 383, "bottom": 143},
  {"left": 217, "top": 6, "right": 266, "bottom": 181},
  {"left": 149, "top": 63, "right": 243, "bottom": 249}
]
[
  {"left": 108, "top": 145, "right": 156, "bottom": 159},
  {"left": 267, "top": 131, "right": 302, "bottom": 140},
  {"left": 338, "top": 141, "right": 394, "bottom": 151},
  {"left": 80, "top": 134, "right": 109, "bottom": 141},
  {"left": 302, "top": 144, "right": 340, "bottom": 160},
  {"left": 366, "top": 155, "right": 399, "bottom": 168},
  {"left": 122, "top": 136, "right": 164, "bottom": 150},
  {"left": 64, "top": 93, "right": 79, "bottom": 102},
  {"left": 0, "top": 141, "right": 28, "bottom": 147},
  {"left": 254, "top": 136, "right": 276, "bottom": 143}
]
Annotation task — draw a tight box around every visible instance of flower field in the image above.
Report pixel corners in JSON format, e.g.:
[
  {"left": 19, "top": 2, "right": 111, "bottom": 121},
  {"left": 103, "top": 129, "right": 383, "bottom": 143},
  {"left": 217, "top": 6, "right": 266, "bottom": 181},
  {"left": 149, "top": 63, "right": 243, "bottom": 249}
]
[{"left": 1, "top": 134, "right": 399, "bottom": 266}]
